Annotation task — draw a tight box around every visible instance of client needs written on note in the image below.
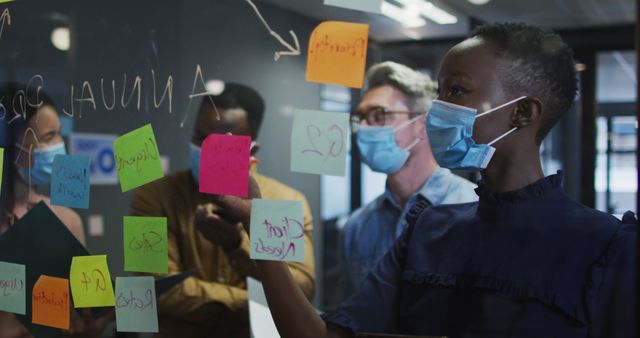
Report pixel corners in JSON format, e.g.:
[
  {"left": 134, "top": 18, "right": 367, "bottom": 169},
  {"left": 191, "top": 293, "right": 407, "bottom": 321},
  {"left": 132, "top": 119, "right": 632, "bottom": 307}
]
[{"left": 250, "top": 199, "right": 305, "bottom": 263}]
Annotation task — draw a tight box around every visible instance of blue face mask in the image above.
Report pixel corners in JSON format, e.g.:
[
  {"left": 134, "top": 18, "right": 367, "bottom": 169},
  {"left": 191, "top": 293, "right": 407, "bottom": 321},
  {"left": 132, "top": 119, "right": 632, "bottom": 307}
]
[
  {"left": 426, "top": 96, "right": 525, "bottom": 171},
  {"left": 356, "top": 116, "right": 422, "bottom": 174},
  {"left": 17, "top": 142, "right": 67, "bottom": 185},
  {"left": 189, "top": 142, "right": 201, "bottom": 184}
]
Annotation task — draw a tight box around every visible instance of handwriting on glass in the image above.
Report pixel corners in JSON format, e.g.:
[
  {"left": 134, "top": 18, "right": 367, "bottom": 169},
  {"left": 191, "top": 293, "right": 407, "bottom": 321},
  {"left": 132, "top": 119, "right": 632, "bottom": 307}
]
[
  {"left": 32, "top": 291, "right": 69, "bottom": 311},
  {"left": 128, "top": 231, "right": 164, "bottom": 254},
  {"left": 302, "top": 124, "right": 344, "bottom": 162},
  {"left": 0, "top": 277, "right": 24, "bottom": 297},
  {"left": 116, "top": 289, "right": 154, "bottom": 312},
  {"left": 115, "top": 138, "right": 159, "bottom": 173},
  {"left": 80, "top": 269, "right": 107, "bottom": 292},
  {"left": 309, "top": 34, "right": 366, "bottom": 62},
  {"left": 253, "top": 217, "right": 304, "bottom": 260}
]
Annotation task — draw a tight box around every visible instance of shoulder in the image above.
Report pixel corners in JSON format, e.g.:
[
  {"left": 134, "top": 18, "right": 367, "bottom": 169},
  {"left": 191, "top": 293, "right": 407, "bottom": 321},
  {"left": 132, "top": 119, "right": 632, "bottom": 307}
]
[
  {"left": 342, "top": 194, "right": 386, "bottom": 232},
  {"left": 133, "top": 170, "right": 192, "bottom": 201},
  {"left": 430, "top": 168, "right": 478, "bottom": 205},
  {"left": 254, "top": 173, "right": 307, "bottom": 203}
]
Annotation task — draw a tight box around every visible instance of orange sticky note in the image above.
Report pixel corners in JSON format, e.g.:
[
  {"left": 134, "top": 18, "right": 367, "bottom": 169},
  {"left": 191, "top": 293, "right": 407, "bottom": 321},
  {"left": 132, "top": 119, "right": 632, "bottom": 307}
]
[
  {"left": 32, "top": 275, "right": 70, "bottom": 330},
  {"left": 306, "top": 21, "right": 369, "bottom": 88}
]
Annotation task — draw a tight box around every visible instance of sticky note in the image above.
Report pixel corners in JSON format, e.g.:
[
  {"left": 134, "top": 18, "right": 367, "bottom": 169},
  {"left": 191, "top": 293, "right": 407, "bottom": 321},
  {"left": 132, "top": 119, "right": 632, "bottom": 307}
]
[
  {"left": 291, "top": 110, "right": 349, "bottom": 176},
  {"left": 324, "top": 0, "right": 382, "bottom": 13},
  {"left": 306, "top": 21, "right": 369, "bottom": 88},
  {"left": 69, "top": 255, "right": 115, "bottom": 308},
  {"left": 32, "top": 275, "right": 69, "bottom": 330},
  {"left": 51, "top": 155, "right": 91, "bottom": 209},
  {"left": 0, "top": 0, "right": 15, "bottom": 3},
  {"left": 113, "top": 124, "right": 163, "bottom": 192},
  {"left": 0, "top": 261, "right": 26, "bottom": 315},
  {"left": 199, "top": 134, "right": 251, "bottom": 197},
  {"left": 115, "top": 276, "right": 158, "bottom": 333},
  {"left": 123, "top": 216, "right": 168, "bottom": 274},
  {"left": 250, "top": 199, "right": 305, "bottom": 262}
]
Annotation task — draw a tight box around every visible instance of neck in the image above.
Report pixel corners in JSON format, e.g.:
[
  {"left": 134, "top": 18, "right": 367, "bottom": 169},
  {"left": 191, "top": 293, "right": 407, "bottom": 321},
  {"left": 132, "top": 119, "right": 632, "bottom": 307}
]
[
  {"left": 387, "top": 147, "right": 437, "bottom": 208},
  {"left": 481, "top": 144, "right": 544, "bottom": 193},
  {"left": 13, "top": 176, "right": 35, "bottom": 204}
]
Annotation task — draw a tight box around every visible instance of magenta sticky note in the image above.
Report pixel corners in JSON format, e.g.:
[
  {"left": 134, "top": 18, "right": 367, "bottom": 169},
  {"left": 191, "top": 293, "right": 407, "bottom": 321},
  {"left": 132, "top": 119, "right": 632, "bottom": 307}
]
[{"left": 199, "top": 134, "right": 251, "bottom": 197}]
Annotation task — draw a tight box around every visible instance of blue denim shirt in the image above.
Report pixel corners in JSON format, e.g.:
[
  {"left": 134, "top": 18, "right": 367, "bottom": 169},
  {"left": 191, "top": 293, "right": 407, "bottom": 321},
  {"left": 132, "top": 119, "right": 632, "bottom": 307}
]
[{"left": 338, "top": 167, "right": 478, "bottom": 299}]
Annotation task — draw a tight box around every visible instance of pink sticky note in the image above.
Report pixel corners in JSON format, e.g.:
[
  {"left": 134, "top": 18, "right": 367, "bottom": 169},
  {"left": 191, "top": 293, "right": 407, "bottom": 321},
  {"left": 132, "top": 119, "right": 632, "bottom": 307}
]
[{"left": 199, "top": 134, "right": 251, "bottom": 197}]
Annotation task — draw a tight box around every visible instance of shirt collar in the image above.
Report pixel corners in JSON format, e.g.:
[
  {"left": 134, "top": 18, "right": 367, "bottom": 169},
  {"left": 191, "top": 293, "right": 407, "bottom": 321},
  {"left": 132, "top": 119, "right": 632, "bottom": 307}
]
[{"left": 383, "top": 166, "right": 452, "bottom": 210}]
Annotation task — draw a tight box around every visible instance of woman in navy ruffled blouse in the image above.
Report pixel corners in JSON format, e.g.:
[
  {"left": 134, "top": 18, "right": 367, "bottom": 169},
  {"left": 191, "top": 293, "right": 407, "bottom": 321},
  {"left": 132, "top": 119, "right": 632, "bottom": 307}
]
[{"left": 210, "top": 22, "right": 637, "bottom": 338}]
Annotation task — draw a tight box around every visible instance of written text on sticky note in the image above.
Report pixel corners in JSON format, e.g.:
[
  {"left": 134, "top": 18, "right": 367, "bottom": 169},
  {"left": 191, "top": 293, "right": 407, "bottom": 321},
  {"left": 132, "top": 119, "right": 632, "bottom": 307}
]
[
  {"left": 123, "top": 216, "right": 168, "bottom": 274},
  {"left": 51, "top": 155, "right": 91, "bottom": 209},
  {"left": 200, "top": 134, "right": 251, "bottom": 197},
  {"left": 69, "top": 255, "right": 115, "bottom": 308},
  {"left": 291, "top": 110, "right": 349, "bottom": 176},
  {"left": 113, "top": 124, "right": 163, "bottom": 192},
  {"left": 0, "top": 261, "right": 26, "bottom": 315},
  {"left": 324, "top": 0, "right": 382, "bottom": 13},
  {"left": 250, "top": 199, "right": 305, "bottom": 262},
  {"left": 306, "top": 21, "right": 369, "bottom": 88},
  {"left": 32, "top": 275, "right": 70, "bottom": 330},
  {"left": 115, "top": 276, "right": 158, "bottom": 333}
]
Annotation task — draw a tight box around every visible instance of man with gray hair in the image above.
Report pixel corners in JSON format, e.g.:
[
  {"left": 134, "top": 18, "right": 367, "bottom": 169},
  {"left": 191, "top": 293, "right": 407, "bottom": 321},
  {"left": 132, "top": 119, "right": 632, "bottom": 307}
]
[{"left": 336, "top": 61, "right": 478, "bottom": 301}]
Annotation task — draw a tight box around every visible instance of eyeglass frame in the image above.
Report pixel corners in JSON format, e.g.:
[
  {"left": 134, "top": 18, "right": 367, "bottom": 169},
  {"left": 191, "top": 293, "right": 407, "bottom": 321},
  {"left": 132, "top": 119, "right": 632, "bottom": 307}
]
[{"left": 350, "top": 107, "right": 423, "bottom": 132}]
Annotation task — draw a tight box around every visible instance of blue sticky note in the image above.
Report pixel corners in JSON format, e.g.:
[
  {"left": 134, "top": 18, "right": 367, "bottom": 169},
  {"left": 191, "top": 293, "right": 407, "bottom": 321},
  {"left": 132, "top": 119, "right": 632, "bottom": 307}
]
[
  {"left": 115, "top": 276, "right": 158, "bottom": 333},
  {"left": 324, "top": 0, "right": 382, "bottom": 14},
  {"left": 0, "top": 261, "right": 26, "bottom": 315},
  {"left": 51, "top": 155, "right": 90, "bottom": 209},
  {"left": 291, "top": 110, "right": 349, "bottom": 176},
  {"left": 250, "top": 199, "right": 305, "bottom": 262},
  {"left": 59, "top": 117, "right": 74, "bottom": 137}
]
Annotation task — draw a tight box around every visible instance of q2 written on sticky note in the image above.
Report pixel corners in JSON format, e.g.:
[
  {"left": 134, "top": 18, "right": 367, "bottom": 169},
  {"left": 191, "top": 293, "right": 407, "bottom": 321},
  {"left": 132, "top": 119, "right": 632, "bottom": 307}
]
[
  {"left": 69, "top": 255, "right": 115, "bottom": 308},
  {"left": 32, "top": 275, "right": 70, "bottom": 330},
  {"left": 306, "top": 21, "right": 369, "bottom": 88},
  {"left": 115, "top": 276, "right": 158, "bottom": 333},
  {"left": 324, "top": 0, "right": 382, "bottom": 14},
  {"left": 123, "top": 216, "right": 168, "bottom": 274},
  {"left": 113, "top": 124, "right": 164, "bottom": 192},
  {"left": 51, "top": 155, "right": 91, "bottom": 209},
  {"left": 0, "top": 261, "right": 25, "bottom": 315},
  {"left": 291, "top": 110, "right": 349, "bottom": 176},
  {"left": 250, "top": 199, "right": 305, "bottom": 262},
  {"left": 199, "top": 134, "right": 251, "bottom": 197}
]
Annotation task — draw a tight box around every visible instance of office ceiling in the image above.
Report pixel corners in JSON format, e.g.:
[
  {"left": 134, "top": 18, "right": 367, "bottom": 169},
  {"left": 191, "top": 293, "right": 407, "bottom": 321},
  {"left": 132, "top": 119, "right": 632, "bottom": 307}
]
[{"left": 260, "top": 0, "right": 635, "bottom": 42}]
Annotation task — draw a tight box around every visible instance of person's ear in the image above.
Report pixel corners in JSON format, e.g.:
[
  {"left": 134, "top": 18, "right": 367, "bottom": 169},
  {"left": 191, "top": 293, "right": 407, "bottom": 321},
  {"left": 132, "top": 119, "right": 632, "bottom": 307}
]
[{"left": 511, "top": 97, "right": 542, "bottom": 128}]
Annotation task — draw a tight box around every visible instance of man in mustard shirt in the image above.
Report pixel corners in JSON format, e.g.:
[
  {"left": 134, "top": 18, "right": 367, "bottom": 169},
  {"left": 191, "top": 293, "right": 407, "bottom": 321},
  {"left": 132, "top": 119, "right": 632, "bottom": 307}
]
[{"left": 130, "top": 83, "right": 315, "bottom": 338}]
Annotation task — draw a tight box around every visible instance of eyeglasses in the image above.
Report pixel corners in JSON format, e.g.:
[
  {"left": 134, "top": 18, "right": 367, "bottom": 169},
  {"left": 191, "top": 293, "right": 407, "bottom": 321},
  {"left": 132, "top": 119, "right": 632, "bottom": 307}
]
[{"left": 350, "top": 107, "right": 422, "bottom": 132}]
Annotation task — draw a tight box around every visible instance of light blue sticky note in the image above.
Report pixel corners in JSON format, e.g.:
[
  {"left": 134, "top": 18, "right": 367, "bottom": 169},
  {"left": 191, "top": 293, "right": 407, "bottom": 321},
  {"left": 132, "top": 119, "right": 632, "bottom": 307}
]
[
  {"left": 324, "top": 0, "right": 382, "bottom": 14},
  {"left": 291, "top": 109, "right": 349, "bottom": 177},
  {"left": 115, "top": 276, "right": 158, "bottom": 333},
  {"left": 250, "top": 199, "right": 305, "bottom": 262},
  {"left": 59, "top": 116, "right": 74, "bottom": 137},
  {"left": 51, "top": 155, "right": 91, "bottom": 209},
  {"left": 0, "top": 261, "right": 26, "bottom": 315}
]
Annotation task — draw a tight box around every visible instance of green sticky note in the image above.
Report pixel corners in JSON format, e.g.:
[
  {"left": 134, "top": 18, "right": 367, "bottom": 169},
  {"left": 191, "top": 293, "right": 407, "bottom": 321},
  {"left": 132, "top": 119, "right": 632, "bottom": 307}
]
[
  {"left": 250, "top": 199, "right": 305, "bottom": 262},
  {"left": 0, "top": 261, "right": 26, "bottom": 315},
  {"left": 0, "top": 147, "right": 4, "bottom": 194},
  {"left": 69, "top": 255, "right": 115, "bottom": 308},
  {"left": 291, "top": 110, "right": 349, "bottom": 176},
  {"left": 0, "top": 0, "right": 15, "bottom": 3},
  {"left": 123, "top": 216, "right": 168, "bottom": 274},
  {"left": 113, "top": 124, "right": 164, "bottom": 192},
  {"left": 115, "top": 276, "right": 158, "bottom": 333}
]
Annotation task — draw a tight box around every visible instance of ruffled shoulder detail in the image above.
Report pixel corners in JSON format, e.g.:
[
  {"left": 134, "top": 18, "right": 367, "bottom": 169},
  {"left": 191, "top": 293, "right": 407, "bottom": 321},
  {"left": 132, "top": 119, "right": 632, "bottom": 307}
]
[
  {"left": 475, "top": 171, "right": 563, "bottom": 204},
  {"left": 402, "top": 270, "right": 586, "bottom": 324}
]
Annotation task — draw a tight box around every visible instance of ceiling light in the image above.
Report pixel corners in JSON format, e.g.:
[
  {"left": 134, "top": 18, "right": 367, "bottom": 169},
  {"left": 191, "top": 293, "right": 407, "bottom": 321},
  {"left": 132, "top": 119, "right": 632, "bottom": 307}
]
[
  {"left": 205, "top": 79, "right": 225, "bottom": 95},
  {"left": 51, "top": 27, "right": 70, "bottom": 51},
  {"left": 468, "top": 0, "right": 491, "bottom": 4},
  {"left": 383, "top": 0, "right": 457, "bottom": 26}
]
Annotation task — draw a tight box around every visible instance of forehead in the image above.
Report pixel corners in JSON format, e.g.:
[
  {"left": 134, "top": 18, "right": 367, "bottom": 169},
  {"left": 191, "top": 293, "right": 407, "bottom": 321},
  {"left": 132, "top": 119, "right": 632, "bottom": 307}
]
[
  {"left": 357, "top": 85, "right": 410, "bottom": 111},
  {"left": 28, "top": 105, "right": 60, "bottom": 130},
  {"left": 438, "top": 37, "right": 507, "bottom": 82}
]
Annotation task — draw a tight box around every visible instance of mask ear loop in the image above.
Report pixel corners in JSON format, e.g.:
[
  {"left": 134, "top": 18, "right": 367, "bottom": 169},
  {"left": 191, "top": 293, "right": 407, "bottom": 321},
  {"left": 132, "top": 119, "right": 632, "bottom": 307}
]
[
  {"left": 488, "top": 127, "right": 518, "bottom": 146},
  {"left": 476, "top": 96, "right": 527, "bottom": 118},
  {"left": 393, "top": 114, "right": 424, "bottom": 151}
]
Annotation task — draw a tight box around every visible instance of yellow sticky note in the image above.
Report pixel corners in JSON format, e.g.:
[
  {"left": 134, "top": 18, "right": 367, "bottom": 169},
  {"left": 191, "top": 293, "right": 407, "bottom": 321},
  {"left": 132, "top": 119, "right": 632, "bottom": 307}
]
[
  {"left": 69, "top": 255, "right": 115, "bottom": 308},
  {"left": 32, "top": 275, "right": 70, "bottom": 330},
  {"left": 306, "top": 21, "right": 369, "bottom": 88}
]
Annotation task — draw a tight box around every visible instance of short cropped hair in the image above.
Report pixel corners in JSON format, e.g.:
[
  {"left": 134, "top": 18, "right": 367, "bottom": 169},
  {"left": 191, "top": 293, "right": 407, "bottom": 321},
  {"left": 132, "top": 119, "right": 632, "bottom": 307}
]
[
  {"left": 470, "top": 22, "right": 578, "bottom": 142},
  {"left": 364, "top": 61, "right": 437, "bottom": 112}
]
